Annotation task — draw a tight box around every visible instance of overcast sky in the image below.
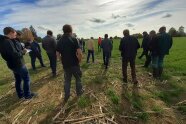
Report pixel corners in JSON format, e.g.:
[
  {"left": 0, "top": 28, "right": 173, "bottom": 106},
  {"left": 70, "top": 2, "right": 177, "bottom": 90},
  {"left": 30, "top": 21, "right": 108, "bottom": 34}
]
[{"left": 0, "top": 0, "right": 186, "bottom": 38}]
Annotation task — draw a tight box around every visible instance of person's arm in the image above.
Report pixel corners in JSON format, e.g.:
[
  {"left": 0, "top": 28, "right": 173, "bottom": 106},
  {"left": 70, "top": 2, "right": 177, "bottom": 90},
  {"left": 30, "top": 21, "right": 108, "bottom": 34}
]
[
  {"left": 37, "top": 42, "right": 41, "bottom": 53},
  {"left": 41, "top": 40, "right": 46, "bottom": 51},
  {"left": 5, "top": 40, "right": 24, "bottom": 59},
  {"left": 169, "top": 36, "right": 173, "bottom": 49},
  {"left": 76, "top": 48, "right": 83, "bottom": 63}
]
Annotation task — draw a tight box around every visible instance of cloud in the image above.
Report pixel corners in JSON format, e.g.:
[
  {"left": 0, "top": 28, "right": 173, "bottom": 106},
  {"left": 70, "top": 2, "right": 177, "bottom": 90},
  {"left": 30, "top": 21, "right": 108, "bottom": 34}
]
[
  {"left": 111, "top": 14, "right": 120, "bottom": 19},
  {"left": 89, "top": 18, "right": 106, "bottom": 23},
  {"left": 125, "top": 23, "right": 135, "bottom": 27},
  {"left": 162, "top": 13, "right": 172, "bottom": 18},
  {"left": 38, "top": 26, "right": 50, "bottom": 31}
]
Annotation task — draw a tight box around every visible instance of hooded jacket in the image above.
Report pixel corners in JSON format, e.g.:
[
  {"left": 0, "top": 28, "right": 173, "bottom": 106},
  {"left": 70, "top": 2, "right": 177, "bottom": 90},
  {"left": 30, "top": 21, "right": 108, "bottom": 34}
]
[{"left": 0, "top": 35, "right": 24, "bottom": 69}]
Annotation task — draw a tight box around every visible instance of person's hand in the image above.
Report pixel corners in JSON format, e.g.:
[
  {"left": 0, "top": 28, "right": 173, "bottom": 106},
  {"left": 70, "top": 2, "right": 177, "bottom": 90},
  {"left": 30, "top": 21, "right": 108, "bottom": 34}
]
[{"left": 23, "top": 48, "right": 27, "bottom": 54}]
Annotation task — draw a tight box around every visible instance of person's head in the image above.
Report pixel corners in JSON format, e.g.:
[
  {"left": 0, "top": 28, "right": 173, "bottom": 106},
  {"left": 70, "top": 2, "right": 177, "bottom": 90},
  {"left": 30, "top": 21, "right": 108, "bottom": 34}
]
[
  {"left": 110, "top": 37, "right": 113, "bottom": 39},
  {"left": 63, "top": 24, "right": 72, "bottom": 35},
  {"left": 47, "top": 30, "right": 53, "bottom": 36},
  {"left": 3, "top": 27, "right": 17, "bottom": 39},
  {"left": 143, "top": 31, "right": 148, "bottom": 36},
  {"left": 104, "top": 34, "right": 108, "bottom": 39},
  {"left": 16, "top": 30, "right": 22, "bottom": 39},
  {"left": 22, "top": 28, "right": 34, "bottom": 42},
  {"left": 159, "top": 26, "right": 166, "bottom": 33},
  {"left": 149, "top": 30, "right": 156, "bottom": 37},
  {"left": 123, "top": 29, "right": 130, "bottom": 36},
  {"left": 91, "top": 37, "right": 93, "bottom": 39}
]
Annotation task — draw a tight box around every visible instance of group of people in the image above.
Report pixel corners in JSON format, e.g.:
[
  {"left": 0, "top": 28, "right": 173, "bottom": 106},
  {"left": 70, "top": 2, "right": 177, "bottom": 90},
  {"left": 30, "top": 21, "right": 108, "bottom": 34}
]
[{"left": 0, "top": 25, "right": 172, "bottom": 104}]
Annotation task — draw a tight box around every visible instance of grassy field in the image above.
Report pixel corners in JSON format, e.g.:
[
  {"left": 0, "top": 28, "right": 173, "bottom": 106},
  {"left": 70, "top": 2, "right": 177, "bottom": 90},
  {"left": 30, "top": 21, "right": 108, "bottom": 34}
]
[{"left": 0, "top": 37, "right": 186, "bottom": 123}]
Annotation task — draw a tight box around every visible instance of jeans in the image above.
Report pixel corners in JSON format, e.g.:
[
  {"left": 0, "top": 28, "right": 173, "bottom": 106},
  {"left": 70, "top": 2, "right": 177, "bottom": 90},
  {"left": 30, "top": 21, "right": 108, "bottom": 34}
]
[
  {"left": 103, "top": 51, "right": 110, "bottom": 67},
  {"left": 30, "top": 54, "right": 45, "bottom": 70},
  {"left": 11, "top": 65, "right": 31, "bottom": 98},
  {"left": 47, "top": 53, "right": 57, "bottom": 75},
  {"left": 87, "top": 50, "right": 94, "bottom": 63},
  {"left": 122, "top": 57, "right": 137, "bottom": 81},
  {"left": 64, "top": 66, "right": 83, "bottom": 100},
  {"left": 151, "top": 55, "right": 165, "bottom": 69}
]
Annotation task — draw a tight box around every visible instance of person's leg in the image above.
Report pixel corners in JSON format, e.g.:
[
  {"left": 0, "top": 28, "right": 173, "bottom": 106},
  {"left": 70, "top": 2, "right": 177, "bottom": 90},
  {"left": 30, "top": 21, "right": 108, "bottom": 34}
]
[
  {"left": 92, "top": 50, "right": 95, "bottom": 63},
  {"left": 130, "top": 58, "right": 138, "bottom": 84},
  {"left": 105, "top": 52, "right": 110, "bottom": 69},
  {"left": 18, "top": 66, "right": 32, "bottom": 99},
  {"left": 151, "top": 56, "right": 159, "bottom": 78},
  {"left": 138, "top": 50, "right": 145, "bottom": 59},
  {"left": 64, "top": 68, "right": 72, "bottom": 101},
  {"left": 13, "top": 72, "right": 24, "bottom": 98},
  {"left": 87, "top": 50, "right": 91, "bottom": 63},
  {"left": 48, "top": 53, "right": 57, "bottom": 76},
  {"left": 144, "top": 52, "right": 151, "bottom": 67},
  {"left": 158, "top": 55, "right": 165, "bottom": 77},
  {"left": 103, "top": 52, "right": 106, "bottom": 65},
  {"left": 72, "top": 66, "right": 83, "bottom": 96},
  {"left": 30, "top": 55, "right": 36, "bottom": 70},
  {"left": 37, "top": 54, "right": 45, "bottom": 67},
  {"left": 122, "top": 58, "right": 128, "bottom": 83}
]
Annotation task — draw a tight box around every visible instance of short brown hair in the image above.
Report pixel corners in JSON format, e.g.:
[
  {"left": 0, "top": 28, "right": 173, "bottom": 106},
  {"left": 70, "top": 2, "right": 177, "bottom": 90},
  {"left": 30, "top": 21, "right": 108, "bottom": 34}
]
[
  {"left": 63, "top": 24, "right": 72, "bottom": 34},
  {"left": 47, "top": 30, "right": 53, "bottom": 36},
  {"left": 3, "top": 27, "right": 15, "bottom": 35},
  {"left": 123, "top": 29, "right": 130, "bottom": 36}
]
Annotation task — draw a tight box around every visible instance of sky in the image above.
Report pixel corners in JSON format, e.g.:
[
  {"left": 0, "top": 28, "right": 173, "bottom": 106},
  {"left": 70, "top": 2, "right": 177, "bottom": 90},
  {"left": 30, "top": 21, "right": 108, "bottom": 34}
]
[{"left": 0, "top": 0, "right": 186, "bottom": 38}]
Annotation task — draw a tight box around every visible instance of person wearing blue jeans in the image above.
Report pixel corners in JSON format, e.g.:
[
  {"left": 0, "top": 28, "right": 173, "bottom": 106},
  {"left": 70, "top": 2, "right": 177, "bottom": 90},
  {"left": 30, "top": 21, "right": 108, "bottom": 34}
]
[
  {"left": 0, "top": 27, "right": 36, "bottom": 99},
  {"left": 12, "top": 65, "right": 33, "bottom": 99},
  {"left": 87, "top": 50, "right": 94, "bottom": 63}
]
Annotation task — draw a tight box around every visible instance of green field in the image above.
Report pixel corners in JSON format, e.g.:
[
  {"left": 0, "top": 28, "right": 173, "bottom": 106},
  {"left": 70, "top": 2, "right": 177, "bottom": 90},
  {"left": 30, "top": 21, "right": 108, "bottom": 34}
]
[{"left": 0, "top": 37, "right": 186, "bottom": 123}]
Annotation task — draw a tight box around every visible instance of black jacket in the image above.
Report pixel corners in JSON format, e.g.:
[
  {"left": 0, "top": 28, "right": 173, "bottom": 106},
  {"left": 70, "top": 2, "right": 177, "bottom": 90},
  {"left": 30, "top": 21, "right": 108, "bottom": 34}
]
[
  {"left": 42, "top": 36, "right": 56, "bottom": 54},
  {"left": 141, "top": 35, "right": 150, "bottom": 50},
  {"left": 148, "top": 36, "right": 159, "bottom": 56},
  {"left": 0, "top": 35, "right": 25, "bottom": 69},
  {"left": 25, "top": 41, "right": 41, "bottom": 57},
  {"left": 101, "top": 38, "right": 113, "bottom": 53},
  {"left": 119, "top": 36, "right": 140, "bottom": 58}
]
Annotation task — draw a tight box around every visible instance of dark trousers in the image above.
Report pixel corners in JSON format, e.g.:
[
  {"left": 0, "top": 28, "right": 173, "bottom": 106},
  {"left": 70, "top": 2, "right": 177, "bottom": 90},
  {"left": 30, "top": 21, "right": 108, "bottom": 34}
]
[
  {"left": 83, "top": 45, "right": 85, "bottom": 53},
  {"left": 47, "top": 53, "right": 57, "bottom": 75},
  {"left": 11, "top": 65, "right": 31, "bottom": 98},
  {"left": 87, "top": 50, "right": 94, "bottom": 63},
  {"left": 144, "top": 53, "right": 151, "bottom": 67},
  {"left": 103, "top": 51, "right": 110, "bottom": 67},
  {"left": 30, "top": 54, "right": 45, "bottom": 70},
  {"left": 64, "top": 66, "right": 83, "bottom": 100},
  {"left": 122, "top": 57, "right": 137, "bottom": 81}
]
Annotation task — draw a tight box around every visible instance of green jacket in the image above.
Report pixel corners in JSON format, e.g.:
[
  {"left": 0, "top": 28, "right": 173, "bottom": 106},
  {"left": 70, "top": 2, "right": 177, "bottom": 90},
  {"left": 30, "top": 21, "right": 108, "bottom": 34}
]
[{"left": 158, "top": 32, "right": 173, "bottom": 55}]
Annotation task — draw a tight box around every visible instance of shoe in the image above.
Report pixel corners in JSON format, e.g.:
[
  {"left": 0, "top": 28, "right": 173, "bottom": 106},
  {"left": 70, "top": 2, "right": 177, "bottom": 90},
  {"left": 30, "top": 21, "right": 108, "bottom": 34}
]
[{"left": 25, "top": 92, "right": 37, "bottom": 99}]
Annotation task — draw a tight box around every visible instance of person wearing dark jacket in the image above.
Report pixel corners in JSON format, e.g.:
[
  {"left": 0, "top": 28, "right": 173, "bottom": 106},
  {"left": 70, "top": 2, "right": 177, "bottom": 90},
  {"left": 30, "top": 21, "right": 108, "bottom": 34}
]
[
  {"left": 101, "top": 34, "right": 113, "bottom": 69},
  {"left": 25, "top": 40, "right": 45, "bottom": 70},
  {"left": 56, "top": 24, "right": 83, "bottom": 103},
  {"left": 148, "top": 30, "right": 159, "bottom": 78},
  {"left": 0, "top": 27, "right": 36, "bottom": 99},
  {"left": 42, "top": 30, "right": 57, "bottom": 76},
  {"left": 156, "top": 27, "right": 173, "bottom": 77},
  {"left": 139, "top": 32, "right": 151, "bottom": 67},
  {"left": 119, "top": 29, "right": 140, "bottom": 84}
]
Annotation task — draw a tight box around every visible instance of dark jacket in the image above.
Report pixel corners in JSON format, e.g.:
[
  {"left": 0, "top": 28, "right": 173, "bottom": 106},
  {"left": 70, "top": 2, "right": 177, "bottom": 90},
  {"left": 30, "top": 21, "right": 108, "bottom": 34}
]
[
  {"left": 101, "top": 38, "right": 113, "bottom": 53},
  {"left": 0, "top": 35, "right": 25, "bottom": 69},
  {"left": 158, "top": 32, "right": 173, "bottom": 55},
  {"left": 148, "top": 36, "right": 159, "bottom": 56},
  {"left": 25, "top": 41, "right": 41, "bottom": 57},
  {"left": 56, "top": 35, "right": 80, "bottom": 69},
  {"left": 141, "top": 35, "right": 150, "bottom": 50},
  {"left": 42, "top": 36, "right": 56, "bottom": 54},
  {"left": 119, "top": 35, "right": 140, "bottom": 58}
]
